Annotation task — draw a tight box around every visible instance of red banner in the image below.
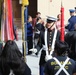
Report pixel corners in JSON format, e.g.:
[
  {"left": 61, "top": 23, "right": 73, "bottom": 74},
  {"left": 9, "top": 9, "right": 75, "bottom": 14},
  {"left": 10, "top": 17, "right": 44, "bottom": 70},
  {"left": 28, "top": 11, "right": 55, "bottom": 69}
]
[{"left": 1, "top": 0, "right": 14, "bottom": 42}]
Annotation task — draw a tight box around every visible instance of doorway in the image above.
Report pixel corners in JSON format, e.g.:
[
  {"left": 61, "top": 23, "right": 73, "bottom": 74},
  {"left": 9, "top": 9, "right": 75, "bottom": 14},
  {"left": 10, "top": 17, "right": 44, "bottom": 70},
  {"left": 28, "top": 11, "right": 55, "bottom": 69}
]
[{"left": 28, "top": 0, "right": 37, "bottom": 18}]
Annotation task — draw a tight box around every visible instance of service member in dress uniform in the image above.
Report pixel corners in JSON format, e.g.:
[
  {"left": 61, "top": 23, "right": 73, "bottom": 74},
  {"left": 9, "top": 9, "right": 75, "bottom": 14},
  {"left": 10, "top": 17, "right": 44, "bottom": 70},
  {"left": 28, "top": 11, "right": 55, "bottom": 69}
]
[
  {"left": 65, "top": 9, "right": 76, "bottom": 31},
  {"left": 44, "top": 40, "right": 76, "bottom": 75},
  {"left": 65, "top": 9, "right": 76, "bottom": 61},
  {"left": 39, "top": 16, "right": 60, "bottom": 75}
]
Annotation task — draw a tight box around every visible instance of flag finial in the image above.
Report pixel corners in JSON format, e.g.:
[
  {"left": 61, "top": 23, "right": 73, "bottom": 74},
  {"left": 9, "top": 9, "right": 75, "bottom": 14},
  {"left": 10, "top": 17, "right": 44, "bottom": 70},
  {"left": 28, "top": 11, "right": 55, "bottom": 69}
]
[{"left": 61, "top": 0, "right": 63, "bottom": 7}]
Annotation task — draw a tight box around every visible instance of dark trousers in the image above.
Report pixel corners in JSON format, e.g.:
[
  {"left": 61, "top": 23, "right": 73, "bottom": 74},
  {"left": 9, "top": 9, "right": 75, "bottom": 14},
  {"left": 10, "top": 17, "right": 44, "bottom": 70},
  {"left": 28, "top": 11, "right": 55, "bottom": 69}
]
[
  {"left": 27, "top": 36, "right": 33, "bottom": 54},
  {"left": 35, "top": 38, "right": 42, "bottom": 55},
  {"left": 39, "top": 66, "right": 44, "bottom": 75}
]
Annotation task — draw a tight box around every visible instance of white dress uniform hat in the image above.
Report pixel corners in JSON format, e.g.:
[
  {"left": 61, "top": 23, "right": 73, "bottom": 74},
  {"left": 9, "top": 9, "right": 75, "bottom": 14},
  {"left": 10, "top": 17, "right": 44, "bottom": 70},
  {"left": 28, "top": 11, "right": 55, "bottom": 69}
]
[{"left": 46, "top": 16, "right": 57, "bottom": 23}]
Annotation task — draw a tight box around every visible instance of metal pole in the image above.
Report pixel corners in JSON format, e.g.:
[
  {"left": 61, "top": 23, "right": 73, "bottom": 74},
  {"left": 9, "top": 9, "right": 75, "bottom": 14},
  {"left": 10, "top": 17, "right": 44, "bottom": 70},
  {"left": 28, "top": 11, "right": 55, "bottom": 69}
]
[
  {"left": 21, "top": 5, "right": 26, "bottom": 61},
  {"left": 21, "top": 0, "right": 29, "bottom": 62}
]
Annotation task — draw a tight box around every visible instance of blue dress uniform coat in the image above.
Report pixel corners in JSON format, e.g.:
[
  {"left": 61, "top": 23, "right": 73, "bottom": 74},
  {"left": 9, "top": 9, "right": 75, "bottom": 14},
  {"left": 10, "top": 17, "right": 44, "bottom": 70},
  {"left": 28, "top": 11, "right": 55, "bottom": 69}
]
[
  {"left": 65, "top": 11, "right": 76, "bottom": 60},
  {"left": 67, "top": 16, "right": 76, "bottom": 31}
]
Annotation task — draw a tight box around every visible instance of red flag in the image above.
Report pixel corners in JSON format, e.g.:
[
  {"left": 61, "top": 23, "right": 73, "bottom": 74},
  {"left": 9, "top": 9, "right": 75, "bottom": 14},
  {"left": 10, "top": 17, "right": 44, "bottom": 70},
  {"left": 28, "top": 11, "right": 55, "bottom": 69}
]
[
  {"left": 7, "top": 0, "right": 14, "bottom": 40},
  {"left": 1, "top": 0, "right": 14, "bottom": 42}
]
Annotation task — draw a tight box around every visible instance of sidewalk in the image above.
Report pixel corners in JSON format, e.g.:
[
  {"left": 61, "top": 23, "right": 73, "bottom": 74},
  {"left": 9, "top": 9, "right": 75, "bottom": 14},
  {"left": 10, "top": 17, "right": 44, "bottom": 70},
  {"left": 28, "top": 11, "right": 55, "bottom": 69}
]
[
  {"left": 15, "top": 29, "right": 40, "bottom": 75},
  {"left": 26, "top": 54, "right": 39, "bottom": 75}
]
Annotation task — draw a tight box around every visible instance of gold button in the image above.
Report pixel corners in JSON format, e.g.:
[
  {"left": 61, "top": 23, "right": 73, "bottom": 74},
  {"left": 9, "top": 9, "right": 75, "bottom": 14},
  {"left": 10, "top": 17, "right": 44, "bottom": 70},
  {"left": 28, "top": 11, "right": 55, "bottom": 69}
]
[
  {"left": 49, "top": 46, "right": 51, "bottom": 49},
  {"left": 49, "top": 41, "right": 51, "bottom": 42},
  {"left": 50, "top": 32, "right": 52, "bottom": 34},
  {"left": 49, "top": 49, "right": 51, "bottom": 51},
  {"left": 49, "top": 44, "right": 51, "bottom": 45},
  {"left": 49, "top": 38, "right": 51, "bottom": 40},
  {"left": 50, "top": 35, "right": 51, "bottom": 36},
  {"left": 49, "top": 47, "right": 51, "bottom": 51}
]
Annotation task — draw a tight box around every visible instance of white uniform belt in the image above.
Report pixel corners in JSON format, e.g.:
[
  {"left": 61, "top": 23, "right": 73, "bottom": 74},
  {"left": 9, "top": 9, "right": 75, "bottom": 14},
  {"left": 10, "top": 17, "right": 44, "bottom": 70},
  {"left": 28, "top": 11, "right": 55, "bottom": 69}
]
[{"left": 44, "top": 28, "right": 57, "bottom": 55}]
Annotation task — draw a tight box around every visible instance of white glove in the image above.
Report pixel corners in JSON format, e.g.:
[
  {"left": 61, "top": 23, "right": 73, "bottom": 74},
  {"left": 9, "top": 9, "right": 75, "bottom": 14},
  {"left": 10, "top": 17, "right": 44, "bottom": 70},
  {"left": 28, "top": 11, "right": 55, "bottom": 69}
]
[
  {"left": 45, "top": 55, "right": 52, "bottom": 61},
  {"left": 42, "top": 45, "right": 48, "bottom": 51},
  {"left": 35, "top": 29, "right": 40, "bottom": 34},
  {"left": 29, "top": 48, "right": 37, "bottom": 53}
]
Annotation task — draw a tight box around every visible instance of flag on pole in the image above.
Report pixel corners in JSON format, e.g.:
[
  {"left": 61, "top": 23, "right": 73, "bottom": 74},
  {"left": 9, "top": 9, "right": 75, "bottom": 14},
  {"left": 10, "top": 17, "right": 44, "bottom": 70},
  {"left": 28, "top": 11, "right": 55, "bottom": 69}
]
[
  {"left": 1, "top": 0, "right": 14, "bottom": 42},
  {"left": 7, "top": 0, "right": 14, "bottom": 40},
  {"left": 60, "top": 1, "right": 64, "bottom": 41}
]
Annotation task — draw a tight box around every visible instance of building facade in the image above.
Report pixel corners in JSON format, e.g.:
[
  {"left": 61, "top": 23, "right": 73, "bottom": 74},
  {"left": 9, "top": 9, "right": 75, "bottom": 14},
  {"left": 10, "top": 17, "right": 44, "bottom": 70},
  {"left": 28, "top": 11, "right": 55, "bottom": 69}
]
[
  {"left": 38, "top": 0, "right": 76, "bottom": 23},
  {"left": 12, "top": 0, "right": 76, "bottom": 27}
]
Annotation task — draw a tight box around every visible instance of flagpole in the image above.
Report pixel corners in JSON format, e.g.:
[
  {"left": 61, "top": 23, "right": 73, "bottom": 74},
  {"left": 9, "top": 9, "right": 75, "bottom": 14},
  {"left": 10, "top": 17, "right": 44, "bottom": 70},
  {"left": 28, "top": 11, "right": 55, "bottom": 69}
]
[
  {"left": 21, "top": 5, "right": 26, "bottom": 61},
  {"left": 22, "top": 0, "right": 29, "bottom": 62},
  {"left": 60, "top": 0, "right": 64, "bottom": 41}
]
